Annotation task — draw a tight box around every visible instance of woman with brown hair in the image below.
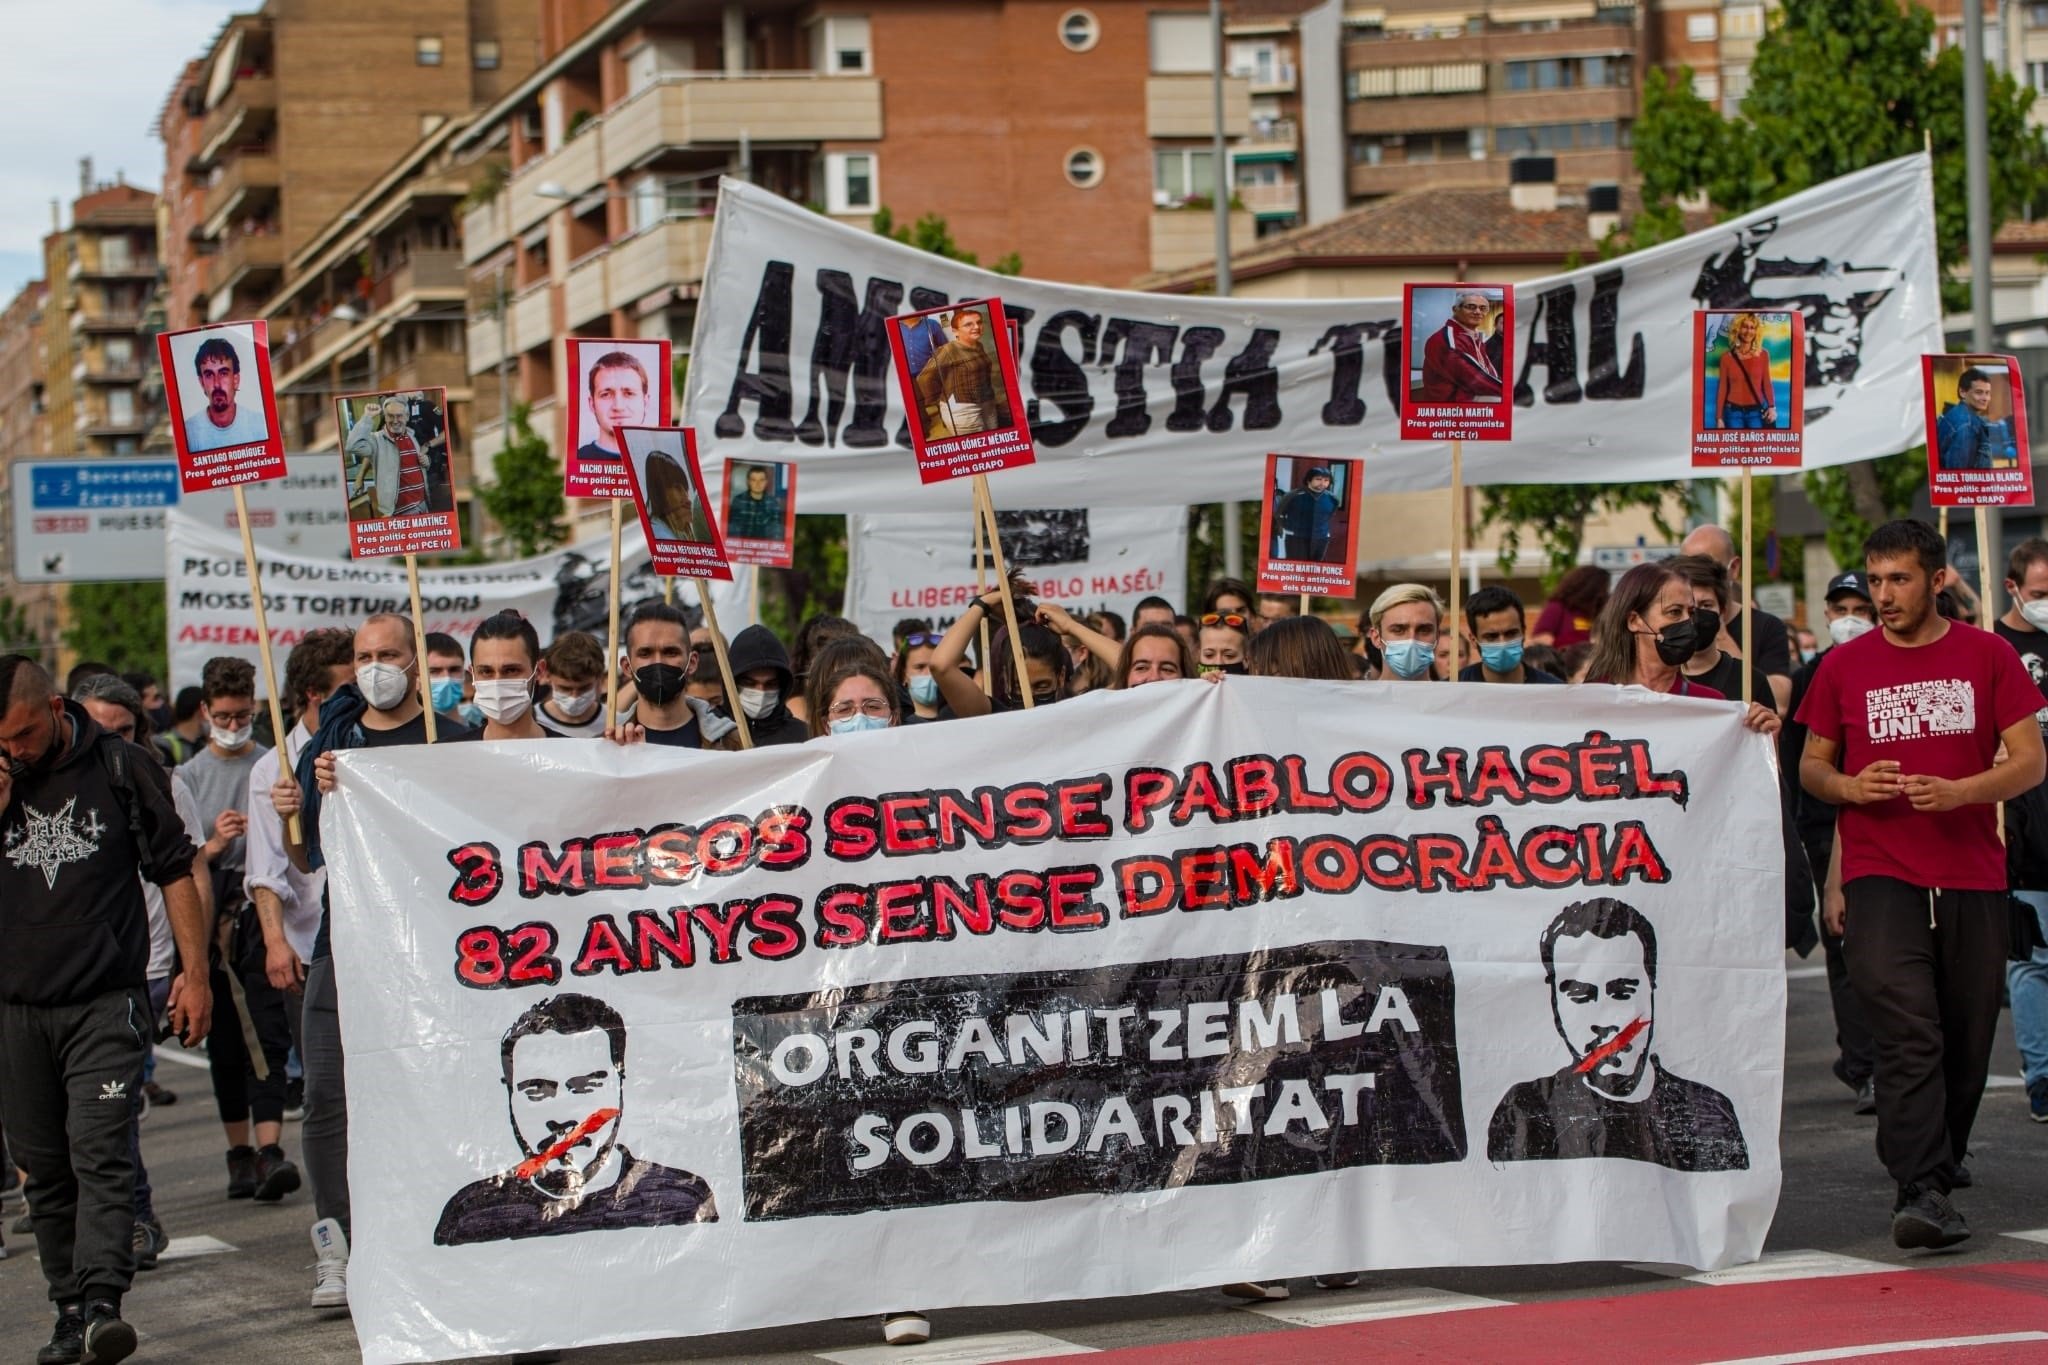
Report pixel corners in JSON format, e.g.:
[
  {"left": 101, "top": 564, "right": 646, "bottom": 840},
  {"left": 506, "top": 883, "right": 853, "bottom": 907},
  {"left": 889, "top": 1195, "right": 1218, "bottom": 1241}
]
[
  {"left": 802, "top": 637, "right": 899, "bottom": 738},
  {"left": 1112, "top": 623, "right": 1196, "bottom": 688},
  {"left": 1245, "top": 616, "right": 1356, "bottom": 681},
  {"left": 1530, "top": 564, "right": 1610, "bottom": 648},
  {"left": 642, "top": 453, "right": 705, "bottom": 542},
  {"left": 1583, "top": 561, "right": 1779, "bottom": 733}
]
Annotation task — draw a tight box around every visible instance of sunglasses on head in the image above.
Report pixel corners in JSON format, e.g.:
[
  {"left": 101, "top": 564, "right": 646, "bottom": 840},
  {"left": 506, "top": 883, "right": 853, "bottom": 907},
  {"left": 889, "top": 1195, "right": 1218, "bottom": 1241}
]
[
  {"left": 897, "top": 631, "right": 942, "bottom": 649},
  {"left": 1200, "top": 612, "right": 1248, "bottom": 629}
]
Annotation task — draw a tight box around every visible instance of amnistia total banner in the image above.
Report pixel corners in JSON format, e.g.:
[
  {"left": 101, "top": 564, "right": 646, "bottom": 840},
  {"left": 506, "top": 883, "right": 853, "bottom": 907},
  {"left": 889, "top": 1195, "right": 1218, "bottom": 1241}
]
[
  {"left": 165, "top": 511, "right": 753, "bottom": 690},
  {"left": 322, "top": 681, "right": 1784, "bottom": 1364},
  {"left": 842, "top": 505, "right": 1187, "bottom": 643},
  {"left": 684, "top": 155, "right": 1940, "bottom": 511}
]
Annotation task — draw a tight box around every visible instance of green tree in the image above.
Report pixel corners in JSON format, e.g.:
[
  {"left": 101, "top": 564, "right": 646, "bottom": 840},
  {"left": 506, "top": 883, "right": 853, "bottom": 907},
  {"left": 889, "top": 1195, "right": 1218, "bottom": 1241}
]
[
  {"left": 1483, "top": 484, "right": 1688, "bottom": 583},
  {"left": 63, "top": 582, "right": 166, "bottom": 682},
  {"left": 1623, "top": 0, "right": 2048, "bottom": 553},
  {"left": 479, "top": 403, "right": 567, "bottom": 559},
  {"left": 871, "top": 207, "right": 1023, "bottom": 275}
]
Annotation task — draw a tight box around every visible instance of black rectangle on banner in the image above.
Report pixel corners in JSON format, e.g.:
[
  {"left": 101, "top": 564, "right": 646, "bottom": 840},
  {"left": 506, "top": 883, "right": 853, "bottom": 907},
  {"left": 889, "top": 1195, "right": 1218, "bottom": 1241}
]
[{"left": 732, "top": 938, "right": 1464, "bottom": 1221}]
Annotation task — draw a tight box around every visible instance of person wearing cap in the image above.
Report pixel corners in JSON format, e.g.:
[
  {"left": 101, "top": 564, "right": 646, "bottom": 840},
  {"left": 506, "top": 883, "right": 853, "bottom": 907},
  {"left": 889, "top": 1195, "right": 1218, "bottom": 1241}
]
[
  {"left": 1781, "top": 569, "right": 1880, "bottom": 1113},
  {"left": 1995, "top": 538, "right": 2048, "bottom": 1123},
  {"left": 1274, "top": 468, "right": 1342, "bottom": 563}
]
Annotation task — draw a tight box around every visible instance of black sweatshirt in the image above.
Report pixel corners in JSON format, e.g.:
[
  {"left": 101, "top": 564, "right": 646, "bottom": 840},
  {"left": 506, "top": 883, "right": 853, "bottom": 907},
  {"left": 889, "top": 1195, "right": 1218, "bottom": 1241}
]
[{"left": 0, "top": 702, "right": 197, "bottom": 1005}]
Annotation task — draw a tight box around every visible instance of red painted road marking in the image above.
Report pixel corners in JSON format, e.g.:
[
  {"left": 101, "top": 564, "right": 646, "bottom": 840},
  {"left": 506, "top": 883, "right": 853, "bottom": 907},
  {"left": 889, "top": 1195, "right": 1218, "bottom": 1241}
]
[
  {"left": 1020, "top": 1262, "right": 2048, "bottom": 1365},
  {"left": 1575, "top": 1016, "right": 1649, "bottom": 1074},
  {"left": 513, "top": 1107, "right": 619, "bottom": 1180}
]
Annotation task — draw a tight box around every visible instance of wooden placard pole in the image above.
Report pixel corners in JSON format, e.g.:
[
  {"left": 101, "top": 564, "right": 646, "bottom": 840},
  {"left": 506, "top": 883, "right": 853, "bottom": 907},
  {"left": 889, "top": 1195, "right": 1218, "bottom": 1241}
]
[
  {"left": 1977, "top": 506, "right": 1996, "bottom": 627},
  {"left": 972, "top": 493, "right": 992, "bottom": 695},
  {"left": 1939, "top": 506, "right": 1950, "bottom": 542},
  {"left": 404, "top": 552, "right": 437, "bottom": 743},
  {"left": 1448, "top": 440, "right": 1464, "bottom": 676},
  {"left": 605, "top": 500, "right": 624, "bottom": 729},
  {"left": 662, "top": 576, "right": 675, "bottom": 605},
  {"left": 1741, "top": 470, "right": 1755, "bottom": 706},
  {"left": 972, "top": 475, "right": 1034, "bottom": 709},
  {"left": 696, "top": 581, "right": 752, "bottom": 748},
  {"left": 1299, "top": 592, "right": 1311, "bottom": 617},
  {"left": 232, "top": 486, "right": 300, "bottom": 841}
]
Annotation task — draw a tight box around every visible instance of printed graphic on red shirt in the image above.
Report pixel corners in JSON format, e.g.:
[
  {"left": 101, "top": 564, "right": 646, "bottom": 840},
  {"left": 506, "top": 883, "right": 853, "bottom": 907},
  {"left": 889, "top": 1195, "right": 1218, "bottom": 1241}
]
[{"left": 1864, "top": 678, "right": 1975, "bottom": 741}]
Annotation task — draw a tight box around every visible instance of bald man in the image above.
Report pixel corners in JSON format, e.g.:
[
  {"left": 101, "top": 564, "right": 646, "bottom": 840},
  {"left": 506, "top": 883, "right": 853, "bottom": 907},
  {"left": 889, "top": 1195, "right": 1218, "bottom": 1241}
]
[{"left": 1681, "top": 524, "right": 1793, "bottom": 713}]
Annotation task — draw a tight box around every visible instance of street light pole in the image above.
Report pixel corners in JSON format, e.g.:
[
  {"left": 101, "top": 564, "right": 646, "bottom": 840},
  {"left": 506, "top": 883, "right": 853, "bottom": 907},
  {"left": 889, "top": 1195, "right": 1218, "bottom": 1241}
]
[
  {"left": 1212, "top": 0, "right": 1243, "bottom": 580},
  {"left": 1965, "top": 0, "right": 2002, "bottom": 594}
]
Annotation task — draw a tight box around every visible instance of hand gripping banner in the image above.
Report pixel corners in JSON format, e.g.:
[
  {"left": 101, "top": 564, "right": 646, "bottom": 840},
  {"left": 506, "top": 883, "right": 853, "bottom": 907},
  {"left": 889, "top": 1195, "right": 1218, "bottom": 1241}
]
[
  {"left": 684, "top": 155, "right": 1940, "bottom": 512},
  {"left": 324, "top": 681, "right": 1785, "bottom": 1363}
]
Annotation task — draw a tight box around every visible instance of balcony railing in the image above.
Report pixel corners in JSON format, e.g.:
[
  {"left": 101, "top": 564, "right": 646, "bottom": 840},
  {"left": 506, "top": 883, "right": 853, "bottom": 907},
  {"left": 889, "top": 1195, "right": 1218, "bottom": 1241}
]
[
  {"left": 1238, "top": 180, "right": 1303, "bottom": 215},
  {"left": 196, "top": 76, "right": 276, "bottom": 167},
  {"left": 378, "top": 349, "right": 470, "bottom": 395},
  {"left": 601, "top": 72, "right": 883, "bottom": 179},
  {"left": 1149, "top": 207, "right": 1257, "bottom": 274},
  {"left": 607, "top": 217, "right": 715, "bottom": 311},
  {"left": 1146, "top": 75, "right": 1253, "bottom": 138},
  {"left": 202, "top": 153, "right": 280, "bottom": 232},
  {"left": 214, "top": 232, "right": 285, "bottom": 287}
]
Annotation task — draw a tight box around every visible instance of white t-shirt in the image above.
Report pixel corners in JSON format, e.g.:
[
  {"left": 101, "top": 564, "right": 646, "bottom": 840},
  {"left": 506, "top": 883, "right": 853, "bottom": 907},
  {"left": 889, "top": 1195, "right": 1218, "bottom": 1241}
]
[
  {"left": 183, "top": 403, "right": 269, "bottom": 454},
  {"left": 143, "top": 773, "right": 206, "bottom": 981},
  {"left": 244, "top": 722, "right": 325, "bottom": 962}
]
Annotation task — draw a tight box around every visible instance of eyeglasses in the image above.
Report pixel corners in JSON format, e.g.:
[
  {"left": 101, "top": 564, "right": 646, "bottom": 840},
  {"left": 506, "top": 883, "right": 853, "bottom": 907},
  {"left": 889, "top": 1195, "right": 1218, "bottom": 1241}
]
[
  {"left": 209, "top": 709, "right": 255, "bottom": 727},
  {"left": 827, "top": 698, "right": 894, "bottom": 722},
  {"left": 1199, "top": 613, "right": 1248, "bottom": 629},
  {"left": 897, "top": 631, "right": 942, "bottom": 649}
]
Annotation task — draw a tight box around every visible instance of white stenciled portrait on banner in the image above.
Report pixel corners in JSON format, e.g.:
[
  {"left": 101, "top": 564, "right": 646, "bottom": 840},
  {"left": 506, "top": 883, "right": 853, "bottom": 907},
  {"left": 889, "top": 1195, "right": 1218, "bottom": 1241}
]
[
  {"left": 168, "top": 323, "right": 271, "bottom": 454},
  {"left": 435, "top": 993, "right": 717, "bottom": 1246}
]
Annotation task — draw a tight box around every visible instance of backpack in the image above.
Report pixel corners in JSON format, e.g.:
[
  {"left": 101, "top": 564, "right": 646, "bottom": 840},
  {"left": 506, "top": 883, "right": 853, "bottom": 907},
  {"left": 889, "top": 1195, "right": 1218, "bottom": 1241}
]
[{"left": 92, "top": 734, "right": 170, "bottom": 883}]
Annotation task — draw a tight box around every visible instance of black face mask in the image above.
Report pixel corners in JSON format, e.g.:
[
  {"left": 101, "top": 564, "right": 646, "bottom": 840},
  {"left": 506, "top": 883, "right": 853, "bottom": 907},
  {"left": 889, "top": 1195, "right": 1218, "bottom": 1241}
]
[
  {"left": 1692, "top": 607, "right": 1722, "bottom": 644},
  {"left": 633, "top": 663, "right": 687, "bottom": 706},
  {"left": 1651, "top": 619, "right": 1698, "bottom": 666}
]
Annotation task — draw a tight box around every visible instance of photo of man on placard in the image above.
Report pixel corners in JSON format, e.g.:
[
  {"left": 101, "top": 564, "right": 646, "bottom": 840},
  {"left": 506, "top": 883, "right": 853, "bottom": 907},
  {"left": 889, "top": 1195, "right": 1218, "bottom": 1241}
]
[
  {"left": 172, "top": 324, "right": 272, "bottom": 454},
  {"left": 1934, "top": 359, "right": 2020, "bottom": 470},
  {"left": 340, "top": 390, "right": 451, "bottom": 521},
  {"left": 725, "top": 463, "right": 787, "bottom": 541},
  {"left": 907, "top": 304, "right": 1011, "bottom": 440},
  {"left": 1411, "top": 288, "right": 1506, "bottom": 405},
  {"left": 1487, "top": 898, "right": 1749, "bottom": 1172},
  {"left": 1270, "top": 463, "right": 1346, "bottom": 564},
  {"left": 435, "top": 994, "right": 717, "bottom": 1246},
  {"left": 575, "top": 345, "right": 657, "bottom": 464}
]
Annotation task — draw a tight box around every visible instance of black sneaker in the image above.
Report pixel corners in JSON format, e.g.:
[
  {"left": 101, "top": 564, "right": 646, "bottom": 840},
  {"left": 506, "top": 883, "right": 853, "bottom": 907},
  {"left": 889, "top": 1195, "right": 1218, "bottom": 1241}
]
[
  {"left": 35, "top": 1305, "right": 84, "bottom": 1365},
  {"left": 1952, "top": 1157, "right": 1974, "bottom": 1190},
  {"left": 253, "top": 1144, "right": 302, "bottom": 1203},
  {"left": 1855, "top": 1079, "right": 1877, "bottom": 1116},
  {"left": 1892, "top": 1185, "right": 1971, "bottom": 1250},
  {"left": 141, "top": 1080, "right": 177, "bottom": 1108},
  {"left": 132, "top": 1218, "right": 165, "bottom": 1271},
  {"left": 226, "top": 1145, "right": 258, "bottom": 1199},
  {"left": 82, "top": 1300, "right": 136, "bottom": 1364}
]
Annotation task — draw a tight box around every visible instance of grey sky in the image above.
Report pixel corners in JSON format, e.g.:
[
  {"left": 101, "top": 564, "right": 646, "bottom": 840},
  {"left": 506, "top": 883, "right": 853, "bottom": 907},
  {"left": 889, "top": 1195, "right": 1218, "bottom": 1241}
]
[{"left": 0, "top": 0, "right": 242, "bottom": 300}]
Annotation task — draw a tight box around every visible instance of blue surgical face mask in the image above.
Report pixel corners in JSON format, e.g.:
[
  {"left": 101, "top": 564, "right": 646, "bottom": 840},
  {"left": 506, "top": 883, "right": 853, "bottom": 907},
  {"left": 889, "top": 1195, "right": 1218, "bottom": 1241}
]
[
  {"left": 1383, "top": 639, "right": 1436, "bottom": 680},
  {"left": 430, "top": 678, "right": 464, "bottom": 713},
  {"left": 457, "top": 702, "right": 484, "bottom": 729},
  {"left": 907, "top": 674, "right": 940, "bottom": 707},
  {"left": 1480, "top": 639, "right": 1524, "bottom": 674},
  {"left": 830, "top": 713, "right": 892, "bottom": 735}
]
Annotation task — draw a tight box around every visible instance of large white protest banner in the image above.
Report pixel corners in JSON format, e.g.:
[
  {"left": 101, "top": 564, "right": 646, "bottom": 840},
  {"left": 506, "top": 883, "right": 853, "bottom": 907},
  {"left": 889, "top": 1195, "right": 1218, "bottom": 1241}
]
[
  {"left": 324, "top": 681, "right": 1784, "bottom": 1364},
  {"left": 843, "top": 505, "right": 1188, "bottom": 643},
  {"left": 685, "top": 156, "right": 1940, "bottom": 510},
  {"left": 166, "top": 511, "right": 753, "bottom": 689}
]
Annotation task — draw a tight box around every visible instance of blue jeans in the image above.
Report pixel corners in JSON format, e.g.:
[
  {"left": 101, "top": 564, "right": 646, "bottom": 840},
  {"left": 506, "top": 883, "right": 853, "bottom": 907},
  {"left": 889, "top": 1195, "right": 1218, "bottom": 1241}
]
[
  {"left": 1723, "top": 403, "right": 1767, "bottom": 429},
  {"left": 2009, "top": 890, "right": 2048, "bottom": 1088}
]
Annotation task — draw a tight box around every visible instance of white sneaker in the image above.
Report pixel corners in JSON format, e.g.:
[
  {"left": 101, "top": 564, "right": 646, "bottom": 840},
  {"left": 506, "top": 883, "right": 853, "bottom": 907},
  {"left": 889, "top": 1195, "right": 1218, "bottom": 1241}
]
[
  {"left": 881, "top": 1312, "right": 930, "bottom": 1345},
  {"left": 1220, "top": 1281, "right": 1291, "bottom": 1301},
  {"left": 309, "top": 1218, "right": 349, "bottom": 1309}
]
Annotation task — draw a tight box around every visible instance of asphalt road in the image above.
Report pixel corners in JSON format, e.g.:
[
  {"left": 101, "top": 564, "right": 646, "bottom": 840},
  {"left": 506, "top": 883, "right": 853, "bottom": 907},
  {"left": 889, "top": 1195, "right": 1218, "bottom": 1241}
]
[{"left": 3, "top": 959, "right": 2046, "bottom": 1363}]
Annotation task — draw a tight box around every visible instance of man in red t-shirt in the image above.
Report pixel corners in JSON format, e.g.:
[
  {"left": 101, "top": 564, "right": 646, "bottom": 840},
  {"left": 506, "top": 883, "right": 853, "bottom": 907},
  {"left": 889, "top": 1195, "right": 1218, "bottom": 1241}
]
[{"left": 1797, "top": 519, "right": 2045, "bottom": 1250}]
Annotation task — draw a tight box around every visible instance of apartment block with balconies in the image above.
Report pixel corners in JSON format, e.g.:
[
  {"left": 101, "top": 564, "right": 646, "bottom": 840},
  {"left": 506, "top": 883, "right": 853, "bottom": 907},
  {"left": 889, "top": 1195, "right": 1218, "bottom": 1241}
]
[
  {"left": 40, "top": 181, "right": 161, "bottom": 457},
  {"left": 1341, "top": 0, "right": 1643, "bottom": 201}
]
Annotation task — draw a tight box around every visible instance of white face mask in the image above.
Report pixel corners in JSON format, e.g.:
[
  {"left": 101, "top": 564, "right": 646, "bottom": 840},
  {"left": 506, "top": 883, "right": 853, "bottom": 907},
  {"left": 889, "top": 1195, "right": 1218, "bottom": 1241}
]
[
  {"left": 473, "top": 678, "right": 534, "bottom": 725},
  {"left": 2022, "top": 599, "right": 2048, "bottom": 632},
  {"left": 210, "top": 723, "right": 253, "bottom": 751},
  {"left": 739, "top": 686, "right": 780, "bottom": 720},
  {"left": 356, "top": 661, "right": 412, "bottom": 711},
  {"left": 550, "top": 686, "right": 599, "bottom": 720},
  {"left": 1827, "top": 614, "right": 1875, "bottom": 647}
]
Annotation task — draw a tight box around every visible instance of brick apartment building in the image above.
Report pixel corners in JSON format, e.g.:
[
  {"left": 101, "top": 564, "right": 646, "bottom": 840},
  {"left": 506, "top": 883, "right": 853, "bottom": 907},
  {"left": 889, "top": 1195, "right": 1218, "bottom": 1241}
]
[
  {"left": 0, "top": 281, "right": 51, "bottom": 457},
  {"left": 42, "top": 177, "right": 161, "bottom": 458}
]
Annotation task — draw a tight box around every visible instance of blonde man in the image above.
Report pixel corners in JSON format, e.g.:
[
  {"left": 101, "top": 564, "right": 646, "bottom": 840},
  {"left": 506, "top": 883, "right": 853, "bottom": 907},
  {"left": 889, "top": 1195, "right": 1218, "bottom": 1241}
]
[{"left": 1369, "top": 582, "right": 1444, "bottom": 682}]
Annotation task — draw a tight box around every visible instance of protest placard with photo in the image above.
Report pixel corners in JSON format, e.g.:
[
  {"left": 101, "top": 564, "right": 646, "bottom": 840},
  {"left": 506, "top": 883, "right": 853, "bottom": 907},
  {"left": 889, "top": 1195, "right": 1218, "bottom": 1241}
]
[
  {"left": 1255, "top": 454, "right": 1361, "bottom": 598},
  {"left": 720, "top": 458, "right": 798, "bottom": 568},
  {"left": 621, "top": 426, "right": 732, "bottom": 581},
  {"left": 1401, "top": 285, "right": 1513, "bottom": 442},
  {"left": 1691, "top": 310, "right": 1804, "bottom": 468},
  {"left": 886, "top": 298, "right": 1034, "bottom": 484},
  {"left": 566, "top": 337, "right": 673, "bottom": 499},
  {"left": 336, "top": 387, "right": 463, "bottom": 558},
  {"left": 158, "top": 319, "right": 287, "bottom": 491},
  {"left": 1922, "top": 354, "right": 2034, "bottom": 507}
]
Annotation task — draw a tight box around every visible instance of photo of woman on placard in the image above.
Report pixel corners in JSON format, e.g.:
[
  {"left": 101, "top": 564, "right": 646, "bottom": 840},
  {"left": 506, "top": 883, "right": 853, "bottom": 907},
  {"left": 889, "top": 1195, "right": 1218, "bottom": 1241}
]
[
  {"left": 1708, "top": 312, "right": 1784, "bottom": 431},
  {"left": 644, "top": 452, "right": 708, "bottom": 544}
]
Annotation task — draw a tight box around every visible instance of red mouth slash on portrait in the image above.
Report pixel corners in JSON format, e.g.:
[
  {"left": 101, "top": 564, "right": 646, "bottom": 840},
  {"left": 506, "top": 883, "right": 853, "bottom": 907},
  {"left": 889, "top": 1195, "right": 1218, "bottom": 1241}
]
[
  {"left": 1574, "top": 1018, "right": 1648, "bottom": 1075},
  {"left": 515, "top": 1107, "right": 621, "bottom": 1179}
]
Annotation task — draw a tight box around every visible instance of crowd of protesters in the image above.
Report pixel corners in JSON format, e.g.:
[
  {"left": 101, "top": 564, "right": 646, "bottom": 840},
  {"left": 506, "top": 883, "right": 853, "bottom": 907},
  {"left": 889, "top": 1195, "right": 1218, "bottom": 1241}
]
[{"left": 2, "top": 515, "right": 2044, "bottom": 1359}]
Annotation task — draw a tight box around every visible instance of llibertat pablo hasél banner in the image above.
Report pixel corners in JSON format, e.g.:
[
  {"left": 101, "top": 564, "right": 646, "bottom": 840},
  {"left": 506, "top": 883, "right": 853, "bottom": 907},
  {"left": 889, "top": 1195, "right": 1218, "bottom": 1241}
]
[
  {"left": 322, "top": 681, "right": 1785, "bottom": 1364},
  {"left": 683, "top": 155, "right": 1939, "bottom": 511},
  {"left": 164, "top": 511, "right": 753, "bottom": 691}
]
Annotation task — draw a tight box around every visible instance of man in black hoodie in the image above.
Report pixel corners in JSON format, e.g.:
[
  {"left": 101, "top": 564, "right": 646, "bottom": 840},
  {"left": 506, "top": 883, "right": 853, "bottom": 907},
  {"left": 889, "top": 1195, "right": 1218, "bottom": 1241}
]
[
  {"left": 725, "top": 625, "right": 809, "bottom": 746},
  {"left": 0, "top": 656, "right": 210, "bottom": 1364}
]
